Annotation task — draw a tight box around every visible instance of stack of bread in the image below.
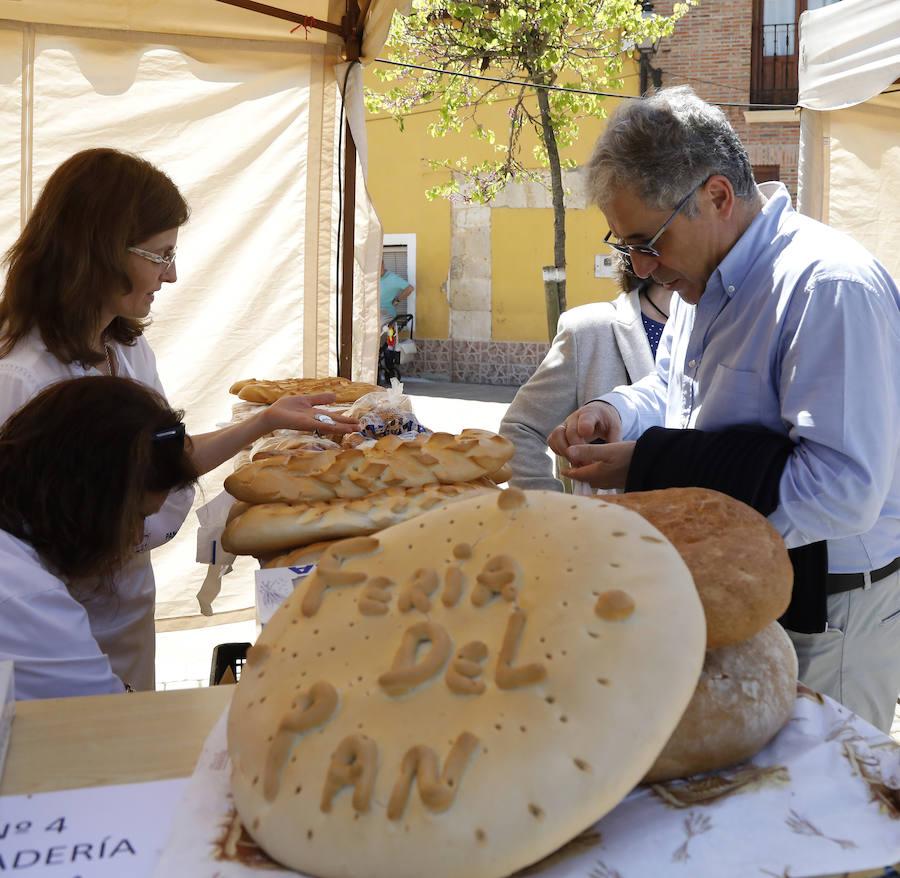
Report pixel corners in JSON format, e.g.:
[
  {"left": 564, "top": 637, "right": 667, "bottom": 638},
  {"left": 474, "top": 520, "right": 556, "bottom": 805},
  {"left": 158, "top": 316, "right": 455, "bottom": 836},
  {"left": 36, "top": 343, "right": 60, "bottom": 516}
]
[
  {"left": 226, "top": 376, "right": 382, "bottom": 470},
  {"left": 220, "top": 427, "right": 516, "bottom": 567},
  {"left": 603, "top": 488, "right": 797, "bottom": 781},
  {"left": 226, "top": 485, "right": 799, "bottom": 878}
]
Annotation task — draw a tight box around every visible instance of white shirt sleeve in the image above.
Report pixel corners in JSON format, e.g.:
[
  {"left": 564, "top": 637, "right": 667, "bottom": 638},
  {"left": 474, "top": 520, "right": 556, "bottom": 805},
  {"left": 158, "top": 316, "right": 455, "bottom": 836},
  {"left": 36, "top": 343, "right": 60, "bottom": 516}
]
[{"left": 0, "top": 546, "right": 126, "bottom": 700}]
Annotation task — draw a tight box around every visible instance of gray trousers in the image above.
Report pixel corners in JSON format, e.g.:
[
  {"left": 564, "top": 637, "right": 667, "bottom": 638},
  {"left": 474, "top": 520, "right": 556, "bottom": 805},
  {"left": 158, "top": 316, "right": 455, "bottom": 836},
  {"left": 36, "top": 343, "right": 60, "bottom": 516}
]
[{"left": 787, "top": 568, "right": 900, "bottom": 733}]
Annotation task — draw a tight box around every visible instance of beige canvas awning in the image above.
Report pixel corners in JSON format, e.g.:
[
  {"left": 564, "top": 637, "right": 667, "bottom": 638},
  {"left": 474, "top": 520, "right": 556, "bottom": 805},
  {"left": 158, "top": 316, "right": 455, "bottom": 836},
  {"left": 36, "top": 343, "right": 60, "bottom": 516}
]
[
  {"left": 797, "top": 0, "right": 900, "bottom": 281},
  {"left": 0, "top": 0, "right": 405, "bottom": 622}
]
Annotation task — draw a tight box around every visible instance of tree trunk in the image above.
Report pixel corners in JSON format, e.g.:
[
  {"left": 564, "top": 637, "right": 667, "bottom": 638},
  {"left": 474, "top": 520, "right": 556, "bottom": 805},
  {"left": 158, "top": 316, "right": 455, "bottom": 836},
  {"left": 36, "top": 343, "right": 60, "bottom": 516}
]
[{"left": 536, "top": 81, "right": 567, "bottom": 318}]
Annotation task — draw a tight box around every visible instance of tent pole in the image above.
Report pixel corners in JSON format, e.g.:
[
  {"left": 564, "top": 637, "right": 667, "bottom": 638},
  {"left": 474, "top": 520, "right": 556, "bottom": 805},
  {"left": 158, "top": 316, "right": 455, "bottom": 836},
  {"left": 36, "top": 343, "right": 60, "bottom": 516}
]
[
  {"left": 339, "top": 116, "right": 357, "bottom": 377},
  {"left": 338, "top": 0, "right": 361, "bottom": 378}
]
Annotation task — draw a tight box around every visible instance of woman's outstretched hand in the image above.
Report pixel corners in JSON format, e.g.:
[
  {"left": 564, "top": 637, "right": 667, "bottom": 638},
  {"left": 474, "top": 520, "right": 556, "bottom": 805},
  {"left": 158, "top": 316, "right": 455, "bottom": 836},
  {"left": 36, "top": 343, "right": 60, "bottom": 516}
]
[{"left": 264, "top": 393, "right": 359, "bottom": 436}]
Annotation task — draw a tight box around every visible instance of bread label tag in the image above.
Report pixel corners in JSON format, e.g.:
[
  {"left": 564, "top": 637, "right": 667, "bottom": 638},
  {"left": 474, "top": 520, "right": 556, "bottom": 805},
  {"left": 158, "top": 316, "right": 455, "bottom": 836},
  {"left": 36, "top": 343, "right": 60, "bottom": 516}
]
[{"left": 254, "top": 566, "right": 315, "bottom": 627}]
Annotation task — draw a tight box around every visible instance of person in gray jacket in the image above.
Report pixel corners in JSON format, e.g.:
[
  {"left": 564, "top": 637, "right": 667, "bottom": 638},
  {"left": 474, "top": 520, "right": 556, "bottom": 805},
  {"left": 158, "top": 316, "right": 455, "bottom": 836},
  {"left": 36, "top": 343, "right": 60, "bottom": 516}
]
[{"left": 500, "top": 271, "right": 670, "bottom": 491}]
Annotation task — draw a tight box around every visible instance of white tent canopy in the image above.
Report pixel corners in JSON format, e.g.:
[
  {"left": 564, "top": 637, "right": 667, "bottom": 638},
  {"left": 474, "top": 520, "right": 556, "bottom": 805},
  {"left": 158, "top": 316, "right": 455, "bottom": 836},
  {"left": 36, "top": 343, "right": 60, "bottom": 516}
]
[
  {"left": 797, "top": 0, "right": 900, "bottom": 280},
  {"left": 0, "top": 0, "right": 400, "bottom": 624}
]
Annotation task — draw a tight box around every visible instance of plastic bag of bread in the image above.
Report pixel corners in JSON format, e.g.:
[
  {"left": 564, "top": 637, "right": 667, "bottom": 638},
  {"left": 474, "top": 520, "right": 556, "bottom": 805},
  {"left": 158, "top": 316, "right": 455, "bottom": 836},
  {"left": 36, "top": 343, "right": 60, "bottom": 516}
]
[
  {"left": 250, "top": 430, "right": 341, "bottom": 460},
  {"left": 344, "top": 377, "right": 413, "bottom": 419},
  {"left": 341, "top": 379, "right": 430, "bottom": 444},
  {"left": 230, "top": 399, "right": 267, "bottom": 424},
  {"left": 341, "top": 418, "right": 429, "bottom": 448}
]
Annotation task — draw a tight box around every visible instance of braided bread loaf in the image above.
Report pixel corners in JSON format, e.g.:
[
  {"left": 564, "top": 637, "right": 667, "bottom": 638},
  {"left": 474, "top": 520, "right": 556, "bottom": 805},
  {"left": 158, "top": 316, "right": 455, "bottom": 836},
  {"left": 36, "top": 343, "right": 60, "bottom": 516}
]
[
  {"left": 221, "top": 480, "right": 498, "bottom": 555},
  {"left": 224, "top": 429, "right": 514, "bottom": 505}
]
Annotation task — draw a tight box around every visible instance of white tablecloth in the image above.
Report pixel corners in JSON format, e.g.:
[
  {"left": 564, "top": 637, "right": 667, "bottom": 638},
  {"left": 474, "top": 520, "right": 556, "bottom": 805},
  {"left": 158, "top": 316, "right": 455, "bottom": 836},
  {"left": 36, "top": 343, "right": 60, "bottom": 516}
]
[{"left": 153, "top": 686, "right": 900, "bottom": 878}]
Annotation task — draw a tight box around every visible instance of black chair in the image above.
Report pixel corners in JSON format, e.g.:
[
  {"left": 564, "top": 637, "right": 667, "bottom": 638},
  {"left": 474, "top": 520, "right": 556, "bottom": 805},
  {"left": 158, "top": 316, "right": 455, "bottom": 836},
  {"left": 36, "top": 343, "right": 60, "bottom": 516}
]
[{"left": 209, "top": 641, "right": 251, "bottom": 685}]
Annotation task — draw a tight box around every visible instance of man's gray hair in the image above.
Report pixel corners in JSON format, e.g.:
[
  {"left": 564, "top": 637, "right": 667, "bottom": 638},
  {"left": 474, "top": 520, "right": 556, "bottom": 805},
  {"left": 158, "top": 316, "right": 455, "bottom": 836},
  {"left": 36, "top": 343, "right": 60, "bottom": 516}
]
[{"left": 586, "top": 85, "right": 757, "bottom": 216}]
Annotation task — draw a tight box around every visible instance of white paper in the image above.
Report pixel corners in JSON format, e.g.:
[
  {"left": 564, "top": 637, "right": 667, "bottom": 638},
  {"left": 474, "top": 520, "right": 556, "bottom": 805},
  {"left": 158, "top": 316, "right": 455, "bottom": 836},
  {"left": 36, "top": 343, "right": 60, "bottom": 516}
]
[
  {"left": 155, "top": 691, "right": 900, "bottom": 877},
  {"left": 195, "top": 490, "right": 238, "bottom": 566},
  {"left": 0, "top": 778, "right": 187, "bottom": 876},
  {"left": 151, "top": 708, "right": 301, "bottom": 878}
]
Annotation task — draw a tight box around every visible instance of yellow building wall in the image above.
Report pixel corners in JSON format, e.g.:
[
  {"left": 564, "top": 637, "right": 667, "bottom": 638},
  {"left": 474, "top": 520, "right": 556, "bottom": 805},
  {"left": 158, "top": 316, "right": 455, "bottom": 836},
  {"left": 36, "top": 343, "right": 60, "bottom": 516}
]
[
  {"left": 365, "top": 98, "right": 452, "bottom": 339},
  {"left": 364, "top": 60, "right": 640, "bottom": 342}
]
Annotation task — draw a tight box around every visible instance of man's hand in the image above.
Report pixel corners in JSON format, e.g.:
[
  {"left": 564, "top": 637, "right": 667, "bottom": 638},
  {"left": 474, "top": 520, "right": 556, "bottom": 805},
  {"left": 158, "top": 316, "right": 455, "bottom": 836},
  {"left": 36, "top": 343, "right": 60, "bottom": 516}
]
[
  {"left": 548, "top": 400, "right": 623, "bottom": 457},
  {"left": 559, "top": 441, "right": 636, "bottom": 491}
]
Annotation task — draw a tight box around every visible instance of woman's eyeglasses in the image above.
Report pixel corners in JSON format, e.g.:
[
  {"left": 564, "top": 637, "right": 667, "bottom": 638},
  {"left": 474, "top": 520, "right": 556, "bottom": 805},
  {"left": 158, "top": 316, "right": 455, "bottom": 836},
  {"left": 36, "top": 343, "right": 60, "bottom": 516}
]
[{"left": 128, "top": 246, "right": 177, "bottom": 272}]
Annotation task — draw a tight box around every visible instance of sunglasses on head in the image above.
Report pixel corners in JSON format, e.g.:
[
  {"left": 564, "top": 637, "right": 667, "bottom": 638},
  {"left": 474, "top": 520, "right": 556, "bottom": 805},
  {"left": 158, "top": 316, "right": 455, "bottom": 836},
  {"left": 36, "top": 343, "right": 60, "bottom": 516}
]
[{"left": 151, "top": 422, "right": 186, "bottom": 451}]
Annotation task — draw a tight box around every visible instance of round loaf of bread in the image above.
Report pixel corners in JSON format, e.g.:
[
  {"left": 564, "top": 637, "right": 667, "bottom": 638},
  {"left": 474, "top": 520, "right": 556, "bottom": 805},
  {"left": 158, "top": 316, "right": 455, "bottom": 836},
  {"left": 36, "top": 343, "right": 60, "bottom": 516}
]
[
  {"left": 227, "top": 488, "right": 706, "bottom": 878},
  {"left": 602, "top": 488, "right": 793, "bottom": 648},
  {"left": 643, "top": 620, "right": 798, "bottom": 783}
]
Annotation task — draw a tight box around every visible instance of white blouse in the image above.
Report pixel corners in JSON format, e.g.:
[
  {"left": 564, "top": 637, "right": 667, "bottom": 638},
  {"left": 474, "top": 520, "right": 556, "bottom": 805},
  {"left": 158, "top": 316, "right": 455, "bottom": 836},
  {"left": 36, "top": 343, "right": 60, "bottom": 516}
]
[
  {"left": 0, "top": 329, "right": 195, "bottom": 693},
  {"left": 0, "top": 529, "right": 125, "bottom": 700}
]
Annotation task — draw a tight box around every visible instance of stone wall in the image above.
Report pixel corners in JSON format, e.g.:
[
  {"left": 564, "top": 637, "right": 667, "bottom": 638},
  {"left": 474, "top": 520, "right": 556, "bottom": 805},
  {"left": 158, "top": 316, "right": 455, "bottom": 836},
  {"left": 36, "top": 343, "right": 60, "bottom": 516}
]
[{"left": 398, "top": 337, "right": 550, "bottom": 386}]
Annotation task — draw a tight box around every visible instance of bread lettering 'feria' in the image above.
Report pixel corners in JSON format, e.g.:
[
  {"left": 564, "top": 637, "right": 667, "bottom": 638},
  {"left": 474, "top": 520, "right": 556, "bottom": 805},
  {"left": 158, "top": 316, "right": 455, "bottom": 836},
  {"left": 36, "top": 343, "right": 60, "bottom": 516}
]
[
  {"left": 224, "top": 429, "right": 515, "bottom": 505},
  {"left": 227, "top": 488, "right": 706, "bottom": 878}
]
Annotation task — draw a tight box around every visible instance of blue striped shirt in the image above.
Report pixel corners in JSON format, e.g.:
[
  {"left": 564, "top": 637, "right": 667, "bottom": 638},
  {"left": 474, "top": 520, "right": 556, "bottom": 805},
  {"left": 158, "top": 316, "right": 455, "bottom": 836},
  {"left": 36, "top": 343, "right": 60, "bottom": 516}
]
[{"left": 603, "top": 183, "right": 900, "bottom": 574}]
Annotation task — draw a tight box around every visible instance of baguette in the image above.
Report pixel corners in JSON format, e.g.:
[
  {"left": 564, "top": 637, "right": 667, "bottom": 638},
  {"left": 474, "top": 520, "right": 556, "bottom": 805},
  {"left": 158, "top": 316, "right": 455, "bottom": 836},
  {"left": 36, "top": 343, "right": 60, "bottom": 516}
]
[
  {"left": 229, "top": 376, "right": 380, "bottom": 405},
  {"left": 221, "top": 480, "right": 498, "bottom": 555},
  {"left": 224, "top": 429, "right": 514, "bottom": 504}
]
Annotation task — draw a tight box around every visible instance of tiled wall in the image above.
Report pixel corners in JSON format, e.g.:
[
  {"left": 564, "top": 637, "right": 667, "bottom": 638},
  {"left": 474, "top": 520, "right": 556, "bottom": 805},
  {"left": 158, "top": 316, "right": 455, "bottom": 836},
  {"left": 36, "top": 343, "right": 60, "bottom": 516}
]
[{"left": 399, "top": 338, "right": 549, "bottom": 386}]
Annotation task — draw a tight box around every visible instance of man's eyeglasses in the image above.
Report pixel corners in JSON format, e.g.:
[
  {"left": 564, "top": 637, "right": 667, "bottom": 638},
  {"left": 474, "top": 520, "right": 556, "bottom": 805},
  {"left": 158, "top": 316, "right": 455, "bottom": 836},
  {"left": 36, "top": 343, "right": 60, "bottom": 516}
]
[
  {"left": 128, "top": 246, "right": 177, "bottom": 273},
  {"left": 604, "top": 178, "right": 707, "bottom": 265}
]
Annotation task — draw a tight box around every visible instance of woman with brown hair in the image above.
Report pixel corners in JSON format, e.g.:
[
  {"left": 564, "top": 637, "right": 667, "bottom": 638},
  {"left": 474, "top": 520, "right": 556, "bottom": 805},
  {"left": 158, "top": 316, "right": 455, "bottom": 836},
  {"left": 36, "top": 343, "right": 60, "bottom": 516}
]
[
  {"left": 0, "top": 148, "right": 356, "bottom": 692},
  {"left": 0, "top": 376, "right": 200, "bottom": 699}
]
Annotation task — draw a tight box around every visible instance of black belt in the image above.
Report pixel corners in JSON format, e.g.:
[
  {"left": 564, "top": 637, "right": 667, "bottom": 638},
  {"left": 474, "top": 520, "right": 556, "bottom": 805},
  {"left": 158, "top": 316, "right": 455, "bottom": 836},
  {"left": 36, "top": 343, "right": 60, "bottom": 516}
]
[{"left": 825, "top": 557, "right": 900, "bottom": 595}]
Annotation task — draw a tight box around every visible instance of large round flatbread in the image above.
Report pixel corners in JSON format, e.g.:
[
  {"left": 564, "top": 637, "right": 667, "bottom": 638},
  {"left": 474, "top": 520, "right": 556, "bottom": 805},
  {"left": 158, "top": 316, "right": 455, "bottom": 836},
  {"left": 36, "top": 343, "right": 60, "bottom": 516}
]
[
  {"left": 644, "top": 620, "right": 798, "bottom": 783},
  {"left": 603, "top": 488, "right": 793, "bottom": 648},
  {"left": 227, "top": 488, "right": 706, "bottom": 878}
]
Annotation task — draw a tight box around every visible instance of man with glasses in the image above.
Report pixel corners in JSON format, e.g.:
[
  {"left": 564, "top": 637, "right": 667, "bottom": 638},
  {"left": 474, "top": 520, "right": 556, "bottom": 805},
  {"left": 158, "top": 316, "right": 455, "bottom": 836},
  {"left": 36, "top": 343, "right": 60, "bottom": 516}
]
[{"left": 549, "top": 85, "right": 900, "bottom": 733}]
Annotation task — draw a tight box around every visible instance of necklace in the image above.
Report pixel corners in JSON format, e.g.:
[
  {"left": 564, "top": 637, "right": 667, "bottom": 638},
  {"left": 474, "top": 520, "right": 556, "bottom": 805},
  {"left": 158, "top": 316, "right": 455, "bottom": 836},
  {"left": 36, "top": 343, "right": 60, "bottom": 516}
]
[
  {"left": 104, "top": 343, "right": 114, "bottom": 376},
  {"left": 643, "top": 286, "right": 669, "bottom": 320}
]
